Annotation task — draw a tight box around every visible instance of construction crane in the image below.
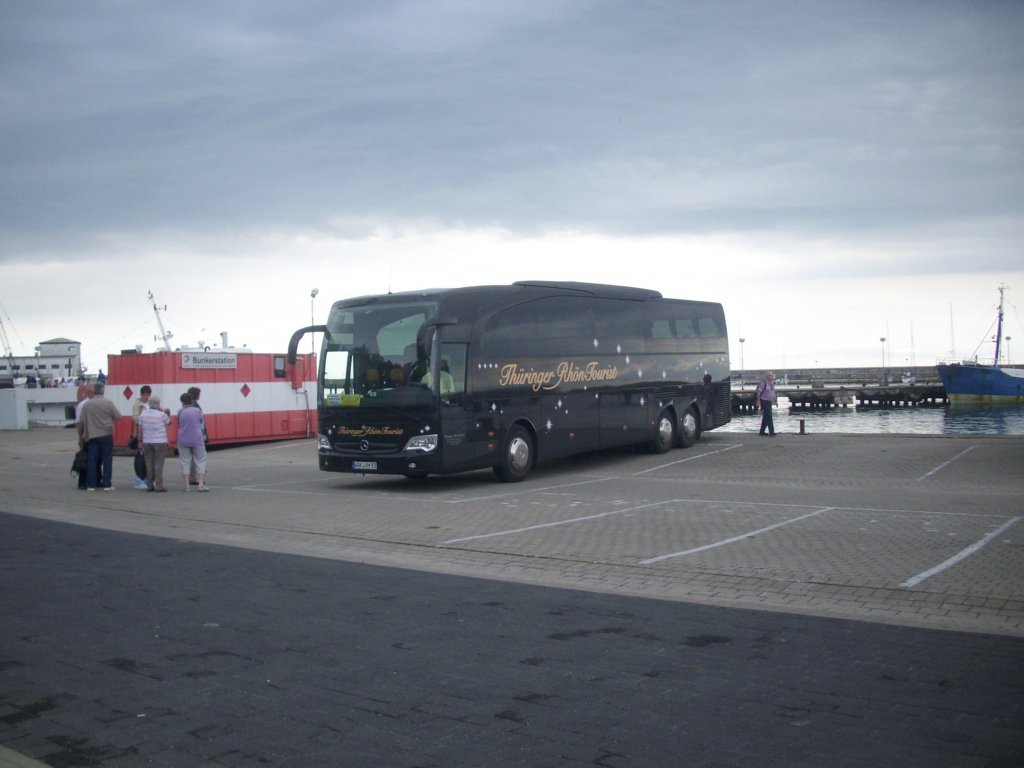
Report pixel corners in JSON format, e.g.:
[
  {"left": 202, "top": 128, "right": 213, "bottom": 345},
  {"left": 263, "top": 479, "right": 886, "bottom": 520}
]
[{"left": 0, "top": 312, "right": 17, "bottom": 374}]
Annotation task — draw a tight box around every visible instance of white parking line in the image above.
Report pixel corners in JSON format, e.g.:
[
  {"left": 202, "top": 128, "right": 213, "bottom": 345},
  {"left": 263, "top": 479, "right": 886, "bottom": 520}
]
[
  {"left": 235, "top": 484, "right": 341, "bottom": 496},
  {"left": 639, "top": 506, "right": 836, "bottom": 564},
  {"left": 917, "top": 445, "right": 979, "bottom": 481},
  {"left": 900, "top": 516, "right": 1021, "bottom": 588},
  {"left": 451, "top": 477, "right": 614, "bottom": 504},
  {"left": 441, "top": 499, "right": 682, "bottom": 545},
  {"left": 437, "top": 496, "right": 1004, "bottom": 549},
  {"left": 633, "top": 444, "right": 742, "bottom": 474}
]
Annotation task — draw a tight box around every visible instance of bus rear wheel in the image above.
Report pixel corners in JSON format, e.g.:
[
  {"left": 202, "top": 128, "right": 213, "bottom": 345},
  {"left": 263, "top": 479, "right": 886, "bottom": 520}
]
[
  {"left": 494, "top": 425, "right": 534, "bottom": 482},
  {"left": 649, "top": 409, "right": 676, "bottom": 454},
  {"left": 678, "top": 406, "right": 699, "bottom": 448}
]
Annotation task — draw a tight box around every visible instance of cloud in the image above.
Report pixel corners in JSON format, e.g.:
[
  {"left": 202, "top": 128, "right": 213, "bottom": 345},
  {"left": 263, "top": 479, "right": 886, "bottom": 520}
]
[
  {"left": 1, "top": 2, "right": 1022, "bottom": 374},
  {"left": 2, "top": 1, "right": 1021, "bottom": 256}
]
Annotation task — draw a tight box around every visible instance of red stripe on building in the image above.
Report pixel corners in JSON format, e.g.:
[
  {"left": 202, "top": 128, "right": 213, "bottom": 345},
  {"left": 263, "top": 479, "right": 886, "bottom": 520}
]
[{"left": 108, "top": 350, "right": 317, "bottom": 448}]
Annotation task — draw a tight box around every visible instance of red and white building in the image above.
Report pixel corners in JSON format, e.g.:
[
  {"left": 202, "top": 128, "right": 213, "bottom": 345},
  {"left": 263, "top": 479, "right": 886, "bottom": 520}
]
[{"left": 108, "top": 348, "right": 317, "bottom": 448}]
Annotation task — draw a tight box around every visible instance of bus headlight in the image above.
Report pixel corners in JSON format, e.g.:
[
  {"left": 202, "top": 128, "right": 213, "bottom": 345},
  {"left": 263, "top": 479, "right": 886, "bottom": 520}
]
[
  {"left": 404, "top": 434, "right": 438, "bottom": 453},
  {"left": 317, "top": 435, "right": 331, "bottom": 451}
]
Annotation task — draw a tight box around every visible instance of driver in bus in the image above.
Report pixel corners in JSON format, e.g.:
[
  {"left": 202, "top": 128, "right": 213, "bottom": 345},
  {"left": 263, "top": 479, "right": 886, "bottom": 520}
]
[
  {"left": 439, "top": 359, "right": 454, "bottom": 395},
  {"left": 413, "top": 358, "right": 454, "bottom": 395}
]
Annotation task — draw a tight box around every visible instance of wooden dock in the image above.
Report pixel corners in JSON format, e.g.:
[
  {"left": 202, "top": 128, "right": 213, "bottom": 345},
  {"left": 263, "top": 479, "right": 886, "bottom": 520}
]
[{"left": 731, "top": 366, "right": 948, "bottom": 411}]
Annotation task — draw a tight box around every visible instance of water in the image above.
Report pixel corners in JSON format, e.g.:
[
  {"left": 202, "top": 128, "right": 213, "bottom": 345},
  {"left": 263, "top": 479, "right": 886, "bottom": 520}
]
[{"left": 718, "top": 399, "right": 1024, "bottom": 436}]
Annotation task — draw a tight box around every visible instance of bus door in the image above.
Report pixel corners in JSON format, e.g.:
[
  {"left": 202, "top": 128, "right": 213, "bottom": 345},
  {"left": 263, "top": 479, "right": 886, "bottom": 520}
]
[{"left": 437, "top": 343, "right": 476, "bottom": 472}]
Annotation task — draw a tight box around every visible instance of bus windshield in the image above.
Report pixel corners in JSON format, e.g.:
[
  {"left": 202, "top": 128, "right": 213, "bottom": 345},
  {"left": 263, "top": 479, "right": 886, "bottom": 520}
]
[{"left": 321, "top": 302, "right": 437, "bottom": 407}]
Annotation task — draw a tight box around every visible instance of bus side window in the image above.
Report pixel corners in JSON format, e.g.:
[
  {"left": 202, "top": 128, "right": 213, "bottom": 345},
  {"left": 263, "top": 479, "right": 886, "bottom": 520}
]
[
  {"left": 696, "top": 312, "right": 727, "bottom": 353},
  {"left": 483, "top": 304, "right": 537, "bottom": 356},
  {"left": 323, "top": 346, "right": 349, "bottom": 394},
  {"left": 592, "top": 302, "right": 640, "bottom": 353},
  {"left": 440, "top": 343, "right": 467, "bottom": 405},
  {"left": 651, "top": 319, "right": 672, "bottom": 339}
]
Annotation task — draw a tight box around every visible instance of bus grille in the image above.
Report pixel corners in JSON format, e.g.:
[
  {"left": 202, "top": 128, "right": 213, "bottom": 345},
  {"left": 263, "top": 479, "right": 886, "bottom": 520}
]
[
  {"left": 332, "top": 437, "right": 404, "bottom": 454},
  {"left": 712, "top": 380, "right": 732, "bottom": 426}
]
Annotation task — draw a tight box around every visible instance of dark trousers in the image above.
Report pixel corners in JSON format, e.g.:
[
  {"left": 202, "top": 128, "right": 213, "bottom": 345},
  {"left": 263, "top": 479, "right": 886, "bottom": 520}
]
[
  {"left": 759, "top": 400, "right": 775, "bottom": 435},
  {"left": 86, "top": 435, "right": 114, "bottom": 489}
]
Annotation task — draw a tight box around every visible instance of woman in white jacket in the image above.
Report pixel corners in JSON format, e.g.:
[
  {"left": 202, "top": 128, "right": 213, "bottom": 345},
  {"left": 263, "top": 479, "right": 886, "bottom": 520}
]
[{"left": 138, "top": 396, "right": 172, "bottom": 491}]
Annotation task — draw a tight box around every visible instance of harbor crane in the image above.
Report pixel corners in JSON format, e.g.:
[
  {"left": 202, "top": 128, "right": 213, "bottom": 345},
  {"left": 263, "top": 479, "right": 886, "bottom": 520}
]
[
  {"left": 148, "top": 291, "right": 174, "bottom": 351},
  {"left": 0, "top": 312, "right": 17, "bottom": 373}
]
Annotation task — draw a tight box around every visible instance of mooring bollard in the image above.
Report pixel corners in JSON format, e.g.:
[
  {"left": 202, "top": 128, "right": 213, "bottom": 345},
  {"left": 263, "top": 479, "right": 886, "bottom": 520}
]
[{"left": 799, "top": 418, "right": 806, "bottom": 435}]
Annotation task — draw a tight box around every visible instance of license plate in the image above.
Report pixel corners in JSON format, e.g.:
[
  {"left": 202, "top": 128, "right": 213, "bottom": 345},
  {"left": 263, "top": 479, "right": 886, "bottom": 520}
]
[{"left": 352, "top": 461, "right": 378, "bottom": 471}]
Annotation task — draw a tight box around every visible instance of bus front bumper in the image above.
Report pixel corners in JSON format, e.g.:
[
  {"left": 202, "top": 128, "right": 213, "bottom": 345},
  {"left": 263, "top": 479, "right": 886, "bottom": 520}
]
[{"left": 318, "top": 451, "right": 442, "bottom": 476}]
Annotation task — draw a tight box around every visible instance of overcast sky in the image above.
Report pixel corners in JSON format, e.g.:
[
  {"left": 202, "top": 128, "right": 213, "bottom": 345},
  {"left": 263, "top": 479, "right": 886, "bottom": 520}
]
[{"left": 2, "top": 1, "right": 1022, "bottom": 375}]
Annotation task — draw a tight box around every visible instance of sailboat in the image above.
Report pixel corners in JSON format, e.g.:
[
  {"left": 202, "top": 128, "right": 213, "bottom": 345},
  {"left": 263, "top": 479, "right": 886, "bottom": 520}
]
[{"left": 936, "top": 285, "right": 1023, "bottom": 405}]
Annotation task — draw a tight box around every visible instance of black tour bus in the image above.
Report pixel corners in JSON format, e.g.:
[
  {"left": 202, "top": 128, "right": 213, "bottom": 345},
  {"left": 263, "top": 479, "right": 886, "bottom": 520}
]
[{"left": 287, "top": 281, "right": 730, "bottom": 481}]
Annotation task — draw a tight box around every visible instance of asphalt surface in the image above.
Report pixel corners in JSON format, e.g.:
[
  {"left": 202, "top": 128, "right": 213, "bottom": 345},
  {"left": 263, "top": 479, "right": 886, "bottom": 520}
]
[{"left": 1, "top": 427, "right": 1023, "bottom": 766}]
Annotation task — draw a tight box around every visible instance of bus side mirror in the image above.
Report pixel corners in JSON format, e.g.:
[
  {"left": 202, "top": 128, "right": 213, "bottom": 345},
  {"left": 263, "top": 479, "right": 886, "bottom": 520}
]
[
  {"left": 288, "top": 325, "right": 328, "bottom": 364},
  {"left": 287, "top": 324, "right": 329, "bottom": 391},
  {"left": 416, "top": 326, "right": 434, "bottom": 363},
  {"left": 416, "top": 318, "right": 457, "bottom": 361}
]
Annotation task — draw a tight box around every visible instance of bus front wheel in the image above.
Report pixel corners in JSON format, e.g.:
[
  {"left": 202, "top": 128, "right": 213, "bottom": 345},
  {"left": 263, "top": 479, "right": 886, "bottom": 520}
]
[{"left": 494, "top": 425, "right": 534, "bottom": 482}]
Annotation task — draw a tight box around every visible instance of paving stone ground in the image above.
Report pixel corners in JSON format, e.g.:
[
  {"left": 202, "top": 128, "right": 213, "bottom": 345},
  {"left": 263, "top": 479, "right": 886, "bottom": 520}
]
[{"left": 1, "top": 427, "right": 1022, "bottom": 766}]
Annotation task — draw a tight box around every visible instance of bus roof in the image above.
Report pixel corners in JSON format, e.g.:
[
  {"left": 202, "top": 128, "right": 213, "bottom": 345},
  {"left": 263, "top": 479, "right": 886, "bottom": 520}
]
[
  {"left": 513, "top": 281, "right": 661, "bottom": 300},
  {"left": 334, "top": 281, "right": 663, "bottom": 309}
]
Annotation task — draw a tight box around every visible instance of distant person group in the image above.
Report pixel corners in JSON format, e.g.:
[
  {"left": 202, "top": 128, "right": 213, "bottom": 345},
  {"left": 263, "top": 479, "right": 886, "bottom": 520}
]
[
  {"left": 75, "top": 384, "right": 209, "bottom": 492},
  {"left": 23, "top": 375, "right": 82, "bottom": 389}
]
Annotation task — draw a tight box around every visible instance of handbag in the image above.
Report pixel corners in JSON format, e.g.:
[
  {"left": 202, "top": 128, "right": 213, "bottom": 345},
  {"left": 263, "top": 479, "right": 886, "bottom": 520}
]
[
  {"left": 134, "top": 449, "right": 147, "bottom": 479},
  {"left": 72, "top": 449, "right": 88, "bottom": 475}
]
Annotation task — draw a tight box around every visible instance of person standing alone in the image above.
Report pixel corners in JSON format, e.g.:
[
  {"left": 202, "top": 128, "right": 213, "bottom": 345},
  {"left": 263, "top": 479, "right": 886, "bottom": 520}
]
[{"left": 757, "top": 371, "right": 777, "bottom": 437}]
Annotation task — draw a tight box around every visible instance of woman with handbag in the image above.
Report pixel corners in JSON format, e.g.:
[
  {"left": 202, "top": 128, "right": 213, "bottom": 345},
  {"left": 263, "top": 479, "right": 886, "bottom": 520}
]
[{"left": 130, "top": 385, "right": 153, "bottom": 489}]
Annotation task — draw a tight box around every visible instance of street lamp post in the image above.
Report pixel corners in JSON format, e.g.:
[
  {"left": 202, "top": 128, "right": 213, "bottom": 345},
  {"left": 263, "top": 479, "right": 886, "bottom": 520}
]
[
  {"left": 310, "top": 288, "right": 319, "bottom": 361},
  {"left": 1006, "top": 336, "right": 1012, "bottom": 365},
  {"left": 739, "top": 337, "right": 745, "bottom": 385},
  {"left": 879, "top": 337, "right": 886, "bottom": 385}
]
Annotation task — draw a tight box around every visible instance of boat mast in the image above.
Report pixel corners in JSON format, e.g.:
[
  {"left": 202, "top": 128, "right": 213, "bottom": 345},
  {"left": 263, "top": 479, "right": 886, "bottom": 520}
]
[
  {"left": 148, "top": 291, "right": 174, "bottom": 351},
  {"left": 948, "top": 303, "right": 956, "bottom": 361},
  {"left": 993, "top": 284, "right": 1006, "bottom": 365}
]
